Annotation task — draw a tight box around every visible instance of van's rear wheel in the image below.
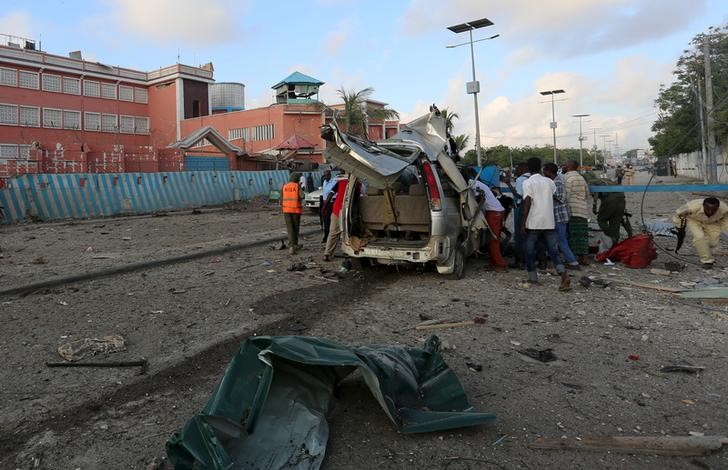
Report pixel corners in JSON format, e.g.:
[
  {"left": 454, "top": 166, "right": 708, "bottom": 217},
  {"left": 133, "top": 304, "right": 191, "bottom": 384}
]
[{"left": 448, "top": 245, "right": 466, "bottom": 280}]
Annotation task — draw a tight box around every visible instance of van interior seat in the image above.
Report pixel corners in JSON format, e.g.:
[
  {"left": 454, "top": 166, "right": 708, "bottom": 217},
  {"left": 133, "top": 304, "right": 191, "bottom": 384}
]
[{"left": 358, "top": 188, "right": 430, "bottom": 232}]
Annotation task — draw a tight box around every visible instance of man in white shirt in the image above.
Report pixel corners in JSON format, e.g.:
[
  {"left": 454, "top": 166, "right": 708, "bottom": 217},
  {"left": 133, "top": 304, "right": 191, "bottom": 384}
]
[
  {"left": 467, "top": 169, "right": 507, "bottom": 272},
  {"left": 520, "top": 157, "right": 571, "bottom": 290}
]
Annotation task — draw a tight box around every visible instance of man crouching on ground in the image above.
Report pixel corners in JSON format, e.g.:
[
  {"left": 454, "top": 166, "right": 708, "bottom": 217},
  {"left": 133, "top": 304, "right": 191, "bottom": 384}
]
[
  {"left": 520, "top": 157, "right": 571, "bottom": 291},
  {"left": 673, "top": 197, "right": 728, "bottom": 269}
]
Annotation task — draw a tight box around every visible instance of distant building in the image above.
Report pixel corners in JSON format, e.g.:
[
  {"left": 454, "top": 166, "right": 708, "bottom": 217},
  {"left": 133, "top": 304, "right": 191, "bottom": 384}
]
[{"left": 0, "top": 35, "right": 399, "bottom": 185}]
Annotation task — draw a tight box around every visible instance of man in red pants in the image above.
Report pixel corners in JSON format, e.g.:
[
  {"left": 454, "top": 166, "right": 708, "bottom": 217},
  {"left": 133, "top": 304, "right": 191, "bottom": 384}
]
[{"left": 467, "top": 169, "right": 507, "bottom": 272}]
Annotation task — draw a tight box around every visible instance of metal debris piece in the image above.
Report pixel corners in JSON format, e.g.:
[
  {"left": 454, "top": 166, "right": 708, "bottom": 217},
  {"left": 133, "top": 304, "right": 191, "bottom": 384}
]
[
  {"left": 517, "top": 348, "right": 558, "bottom": 363},
  {"left": 57, "top": 334, "right": 126, "bottom": 362}
]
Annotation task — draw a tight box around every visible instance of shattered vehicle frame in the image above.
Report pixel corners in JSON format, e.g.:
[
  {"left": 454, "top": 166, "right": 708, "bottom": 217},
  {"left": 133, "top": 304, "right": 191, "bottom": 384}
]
[{"left": 320, "top": 111, "right": 487, "bottom": 278}]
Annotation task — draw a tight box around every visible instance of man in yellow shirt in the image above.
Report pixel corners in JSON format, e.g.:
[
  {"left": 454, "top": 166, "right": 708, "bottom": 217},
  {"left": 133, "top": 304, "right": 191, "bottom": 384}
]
[{"left": 673, "top": 197, "right": 728, "bottom": 268}]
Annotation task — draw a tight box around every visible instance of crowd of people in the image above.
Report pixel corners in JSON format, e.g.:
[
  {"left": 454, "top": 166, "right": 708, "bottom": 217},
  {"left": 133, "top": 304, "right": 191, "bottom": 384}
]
[{"left": 280, "top": 158, "right": 728, "bottom": 277}]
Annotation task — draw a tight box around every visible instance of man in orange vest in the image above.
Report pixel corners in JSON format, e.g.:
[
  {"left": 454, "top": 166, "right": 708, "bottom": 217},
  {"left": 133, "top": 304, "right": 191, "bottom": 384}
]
[{"left": 282, "top": 172, "right": 304, "bottom": 255}]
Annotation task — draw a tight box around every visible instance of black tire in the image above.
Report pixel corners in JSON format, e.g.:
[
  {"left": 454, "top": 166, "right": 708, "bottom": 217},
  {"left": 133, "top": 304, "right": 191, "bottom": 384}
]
[{"left": 448, "top": 245, "right": 466, "bottom": 280}]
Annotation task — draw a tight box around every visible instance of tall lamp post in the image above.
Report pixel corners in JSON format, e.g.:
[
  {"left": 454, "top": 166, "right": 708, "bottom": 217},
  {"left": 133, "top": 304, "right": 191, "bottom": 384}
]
[
  {"left": 447, "top": 18, "right": 497, "bottom": 168},
  {"left": 572, "top": 113, "right": 590, "bottom": 169},
  {"left": 539, "top": 89, "right": 565, "bottom": 163}
]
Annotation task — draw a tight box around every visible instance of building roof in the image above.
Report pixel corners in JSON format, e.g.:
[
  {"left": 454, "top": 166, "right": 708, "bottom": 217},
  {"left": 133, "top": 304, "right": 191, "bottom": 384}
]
[
  {"left": 271, "top": 71, "right": 324, "bottom": 89},
  {"left": 275, "top": 134, "right": 316, "bottom": 150},
  {"left": 170, "top": 126, "right": 244, "bottom": 155}
]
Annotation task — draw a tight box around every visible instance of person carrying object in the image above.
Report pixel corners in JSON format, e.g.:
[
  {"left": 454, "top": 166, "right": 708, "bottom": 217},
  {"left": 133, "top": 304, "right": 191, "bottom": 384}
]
[{"left": 673, "top": 197, "right": 728, "bottom": 269}]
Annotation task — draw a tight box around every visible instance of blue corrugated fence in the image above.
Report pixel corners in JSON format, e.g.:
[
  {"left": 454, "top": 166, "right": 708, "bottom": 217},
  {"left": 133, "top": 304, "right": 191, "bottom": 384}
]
[{"left": 0, "top": 170, "right": 323, "bottom": 224}]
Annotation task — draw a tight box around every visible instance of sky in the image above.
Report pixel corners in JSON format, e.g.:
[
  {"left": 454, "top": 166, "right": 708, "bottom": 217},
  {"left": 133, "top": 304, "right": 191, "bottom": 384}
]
[{"left": 3, "top": 0, "right": 728, "bottom": 155}]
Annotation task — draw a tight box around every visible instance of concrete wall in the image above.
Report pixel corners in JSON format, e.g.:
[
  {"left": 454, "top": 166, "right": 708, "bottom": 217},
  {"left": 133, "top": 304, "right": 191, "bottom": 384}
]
[
  {"left": 0, "top": 170, "right": 323, "bottom": 224},
  {"left": 673, "top": 146, "right": 728, "bottom": 182}
]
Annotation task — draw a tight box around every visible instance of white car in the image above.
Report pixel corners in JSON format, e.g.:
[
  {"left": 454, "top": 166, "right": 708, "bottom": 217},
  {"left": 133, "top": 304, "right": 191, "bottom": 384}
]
[{"left": 304, "top": 187, "right": 323, "bottom": 213}]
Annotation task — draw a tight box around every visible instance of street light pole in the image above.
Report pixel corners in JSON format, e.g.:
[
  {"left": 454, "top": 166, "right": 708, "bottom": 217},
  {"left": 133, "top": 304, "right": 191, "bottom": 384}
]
[
  {"left": 539, "top": 89, "right": 565, "bottom": 163},
  {"left": 447, "top": 18, "right": 496, "bottom": 168},
  {"left": 573, "top": 114, "right": 589, "bottom": 169}
]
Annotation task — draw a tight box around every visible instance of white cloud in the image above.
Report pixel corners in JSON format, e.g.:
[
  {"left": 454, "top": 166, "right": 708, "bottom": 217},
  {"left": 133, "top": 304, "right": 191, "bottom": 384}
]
[
  {"left": 434, "top": 54, "right": 668, "bottom": 153},
  {"left": 321, "top": 19, "right": 352, "bottom": 57},
  {"left": 0, "top": 11, "right": 33, "bottom": 39},
  {"left": 107, "top": 0, "right": 246, "bottom": 46},
  {"left": 401, "top": 0, "right": 706, "bottom": 58}
]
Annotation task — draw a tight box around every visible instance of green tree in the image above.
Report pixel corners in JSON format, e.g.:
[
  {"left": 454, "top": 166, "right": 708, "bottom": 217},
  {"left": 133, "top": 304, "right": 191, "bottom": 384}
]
[
  {"left": 649, "top": 25, "right": 728, "bottom": 157},
  {"left": 453, "top": 134, "right": 469, "bottom": 154},
  {"left": 440, "top": 108, "right": 459, "bottom": 135},
  {"left": 335, "top": 87, "right": 399, "bottom": 138}
]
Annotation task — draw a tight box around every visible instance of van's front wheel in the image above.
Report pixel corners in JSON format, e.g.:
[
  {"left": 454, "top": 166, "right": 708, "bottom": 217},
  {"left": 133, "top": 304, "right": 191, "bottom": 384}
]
[{"left": 448, "top": 245, "right": 466, "bottom": 280}]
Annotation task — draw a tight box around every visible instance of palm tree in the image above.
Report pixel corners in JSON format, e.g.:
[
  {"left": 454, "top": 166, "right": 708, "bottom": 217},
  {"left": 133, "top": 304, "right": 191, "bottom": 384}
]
[
  {"left": 336, "top": 87, "right": 399, "bottom": 138},
  {"left": 440, "top": 108, "right": 459, "bottom": 135},
  {"left": 453, "top": 134, "right": 470, "bottom": 154}
]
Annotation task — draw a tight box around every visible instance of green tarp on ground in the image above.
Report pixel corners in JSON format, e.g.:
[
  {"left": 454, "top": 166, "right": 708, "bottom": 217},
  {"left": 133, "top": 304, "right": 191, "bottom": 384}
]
[{"left": 166, "top": 335, "right": 496, "bottom": 469}]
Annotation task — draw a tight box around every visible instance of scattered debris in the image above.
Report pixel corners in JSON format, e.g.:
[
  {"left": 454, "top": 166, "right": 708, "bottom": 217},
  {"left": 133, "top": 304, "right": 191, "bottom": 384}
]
[
  {"left": 664, "top": 261, "right": 686, "bottom": 272},
  {"left": 517, "top": 348, "right": 558, "bottom": 363},
  {"left": 57, "top": 334, "right": 126, "bottom": 362},
  {"left": 57, "top": 300, "right": 68, "bottom": 306},
  {"left": 650, "top": 268, "right": 672, "bottom": 276},
  {"left": 31, "top": 256, "right": 47, "bottom": 264},
  {"left": 578, "top": 276, "right": 611, "bottom": 288},
  {"left": 530, "top": 435, "right": 728, "bottom": 456},
  {"left": 169, "top": 288, "right": 186, "bottom": 294},
  {"left": 678, "top": 288, "right": 728, "bottom": 299},
  {"left": 415, "top": 317, "right": 486, "bottom": 331},
  {"left": 465, "top": 361, "right": 482, "bottom": 372},
  {"left": 287, "top": 262, "right": 307, "bottom": 272},
  {"left": 660, "top": 364, "right": 705, "bottom": 374},
  {"left": 46, "top": 359, "right": 148, "bottom": 374}
]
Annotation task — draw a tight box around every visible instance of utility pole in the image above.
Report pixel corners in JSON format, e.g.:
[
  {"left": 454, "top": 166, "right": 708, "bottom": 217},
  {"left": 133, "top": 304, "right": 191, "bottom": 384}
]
[
  {"left": 704, "top": 37, "right": 718, "bottom": 183},
  {"left": 592, "top": 127, "right": 600, "bottom": 169},
  {"left": 573, "top": 114, "right": 589, "bottom": 169},
  {"left": 695, "top": 79, "right": 709, "bottom": 183}
]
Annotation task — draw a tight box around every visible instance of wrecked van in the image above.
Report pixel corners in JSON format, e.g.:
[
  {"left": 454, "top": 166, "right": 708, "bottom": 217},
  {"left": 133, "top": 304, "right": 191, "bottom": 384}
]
[{"left": 320, "top": 111, "right": 487, "bottom": 278}]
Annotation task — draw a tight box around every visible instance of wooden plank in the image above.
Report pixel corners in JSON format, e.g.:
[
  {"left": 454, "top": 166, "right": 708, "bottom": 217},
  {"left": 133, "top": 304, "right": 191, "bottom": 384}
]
[
  {"left": 415, "top": 320, "right": 475, "bottom": 331},
  {"left": 530, "top": 436, "right": 728, "bottom": 456}
]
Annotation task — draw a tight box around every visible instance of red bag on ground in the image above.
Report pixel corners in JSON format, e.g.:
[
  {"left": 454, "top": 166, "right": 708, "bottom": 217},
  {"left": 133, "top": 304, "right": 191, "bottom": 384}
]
[{"left": 595, "top": 234, "right": 657, "bottom": 268}]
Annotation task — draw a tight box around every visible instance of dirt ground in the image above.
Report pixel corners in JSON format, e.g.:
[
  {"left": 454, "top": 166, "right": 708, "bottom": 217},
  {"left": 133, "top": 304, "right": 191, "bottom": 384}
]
[{"left": 1, "top": 173, "right": 728, "bottom": 469}]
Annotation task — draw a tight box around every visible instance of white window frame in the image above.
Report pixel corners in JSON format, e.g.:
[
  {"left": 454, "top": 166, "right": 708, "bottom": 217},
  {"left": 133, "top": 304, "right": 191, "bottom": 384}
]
[
  {"left": 101, "top": 113, "right": 117, "bottom": 132},
  {"left": 84, "top": 112, "right": 101, "bottom": 131},
  {"left": 83, "top": 80, "right": 100, "bottom": 97},
  {"left": 18, "top": 144, "right": 30, "bottom": 160},
  {"left": 134, "top": 116, "right": 149, "bottom": 134},
  {"left": 42, "top": 73, "right": 62, "bottom": 93},
  {"left": 42, "top": 108, "right": 63, "bottom": 129},
  {"left": 0, "top": 144, "right": 19, "bottom": 160},
  {"left": 119, "top": 85, "right": 133, "bottom": 102},
  {"left": 119, "top": 115, "right": 135, "bottom": 133},
  {"left": 63, "top": 110, "right": 81, "bottom": 130},
  {"left": 63, "top": 76, "right": 81, "bottom": 95},
  {"left": 0, "top": 103, "right": 18, "bottom": 125},
  {"left": 19, "top": 70, "right": 39, "bottom": 89},
  {"left": 101, "top": 82, "right": 117, "bottom": 100},
  {"left": 134, "top": 87, "right": 148, "bottom": 104},
  {"left": 19, "top": 106, "right": 40, "bottom": 127},
  {"left": 0, "top": 67, "right": 17, "bottom": 87}
]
